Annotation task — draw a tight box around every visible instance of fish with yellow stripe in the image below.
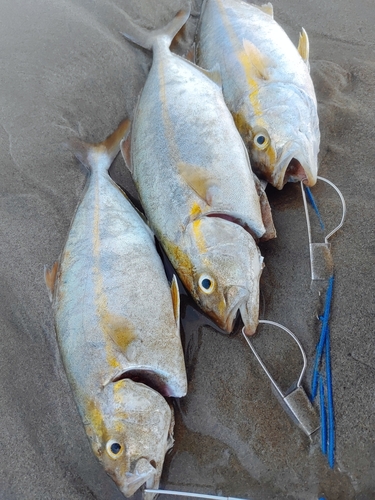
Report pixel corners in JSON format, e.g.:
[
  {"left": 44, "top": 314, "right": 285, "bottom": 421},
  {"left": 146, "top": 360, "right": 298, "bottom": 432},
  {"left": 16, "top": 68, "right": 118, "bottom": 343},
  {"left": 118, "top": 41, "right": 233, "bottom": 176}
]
[
  {"left": 196, "top": 0, "right": 320, "bottom": 189},
  {"left": 121, "top": 8, "right": 273, "bottom": 336},
  {"left": 45, "top": 121, "right": 187, "bottom": 498}
]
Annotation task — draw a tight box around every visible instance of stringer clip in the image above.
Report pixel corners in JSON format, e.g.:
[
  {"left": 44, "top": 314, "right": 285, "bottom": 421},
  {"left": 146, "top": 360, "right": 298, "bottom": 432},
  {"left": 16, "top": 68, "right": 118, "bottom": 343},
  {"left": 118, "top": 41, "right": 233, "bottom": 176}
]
[
  {"left": 242, "top": 320, "right": 320, "bottom": 437},
  {"left": 301, "top": 176, "right": 346, "bottom": 280}
]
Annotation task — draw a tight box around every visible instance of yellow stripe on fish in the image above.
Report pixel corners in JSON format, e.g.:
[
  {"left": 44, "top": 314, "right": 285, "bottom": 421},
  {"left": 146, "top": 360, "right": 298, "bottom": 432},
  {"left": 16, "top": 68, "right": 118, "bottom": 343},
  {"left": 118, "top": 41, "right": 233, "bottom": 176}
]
[{"left": 192, "top": 219, "right": 207, "bottom": 254}]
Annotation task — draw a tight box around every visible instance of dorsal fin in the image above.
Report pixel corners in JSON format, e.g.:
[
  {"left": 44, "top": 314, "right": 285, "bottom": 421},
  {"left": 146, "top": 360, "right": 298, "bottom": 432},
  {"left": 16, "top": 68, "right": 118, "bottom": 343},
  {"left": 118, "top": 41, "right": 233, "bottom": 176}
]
[
  {"left": 242, "top": 39, "right": 270, "bottom": 81},
  {"left": 297, "top": 28, "right": 310, "bottom": 71},
  {"left": 256, "top": 3, "right": 274, "bottom": 17},
  {"left": 170, "top": 275, "right": 180, "bottom": 328},
  {"left": 44, "top": 261, "right": 59, "bottom": 302}
]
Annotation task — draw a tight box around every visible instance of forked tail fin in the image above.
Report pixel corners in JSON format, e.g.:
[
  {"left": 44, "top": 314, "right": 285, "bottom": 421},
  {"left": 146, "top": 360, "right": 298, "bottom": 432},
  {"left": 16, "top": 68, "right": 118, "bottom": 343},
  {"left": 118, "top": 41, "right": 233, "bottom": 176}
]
[
  {"left": 121, "top": 8, "right": 190, "bottom": 51},
  {"left": 68, "top": 119, "right": 131, "bottom": 173}
]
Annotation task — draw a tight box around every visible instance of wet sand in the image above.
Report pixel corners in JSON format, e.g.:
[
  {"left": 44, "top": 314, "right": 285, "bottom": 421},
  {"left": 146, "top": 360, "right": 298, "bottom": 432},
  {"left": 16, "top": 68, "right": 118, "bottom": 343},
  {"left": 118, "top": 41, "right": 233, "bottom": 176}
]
[{"left": 0, "top": 0, "right": 374, "bottom": 499}]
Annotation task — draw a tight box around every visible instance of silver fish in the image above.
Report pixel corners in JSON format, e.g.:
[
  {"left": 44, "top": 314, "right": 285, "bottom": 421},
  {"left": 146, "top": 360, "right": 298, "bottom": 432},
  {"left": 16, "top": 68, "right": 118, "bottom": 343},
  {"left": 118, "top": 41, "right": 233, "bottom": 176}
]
[
  {"left": 45, "top": 121, "right": 187, "bottom": 497},
  {"left": 121, "top": 10, "right": 266, "bottom": 335},
  {"left": 196, "top": 0, "right": 320, "bottom": 189}
]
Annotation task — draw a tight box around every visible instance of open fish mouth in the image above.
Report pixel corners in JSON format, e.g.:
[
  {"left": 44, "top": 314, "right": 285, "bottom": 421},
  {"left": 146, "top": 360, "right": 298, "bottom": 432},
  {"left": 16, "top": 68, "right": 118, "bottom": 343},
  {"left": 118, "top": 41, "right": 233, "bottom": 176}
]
[
  {"left": 119, "top": 458, "right": 157, "bottom": 496},
  {"left": 223, "top": 286, "right": 252, "bottom": 333},
  {"left": 224, "top": 299, "right": 259, "bottom": 335},
  {"left": 284, "top": 158, "right": 308, "bottom": 185},
  {"left": 274, "top": 154, "right": 316, "bottom": 189},
  {"left": 225, "top": 304, "right": 242, "bottom": 333}
]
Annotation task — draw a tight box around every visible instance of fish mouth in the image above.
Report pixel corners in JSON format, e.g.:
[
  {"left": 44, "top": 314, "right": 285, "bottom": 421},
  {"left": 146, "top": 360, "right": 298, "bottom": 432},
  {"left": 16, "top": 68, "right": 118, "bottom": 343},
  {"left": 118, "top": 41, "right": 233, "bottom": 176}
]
[
  {"left": 274, "top": 153, "right": 317, "bottom": 190},
  {"left": 239, "top": 300, "right": 259, "bottom": 336},
  {"left": 223, "top": 286, "right": 251, "bottom": 333},
  {"left": 225, "top": 305, "right": 242, "bottom": 333},
  {"left": 119, "top": 458, "right": 157, "bottom": 497},
  {"left": 224, "top": 299, "right": 259, "bottom": 335},
  {"left": 284, "top": 158, "right": 308, "bottom": 184}
]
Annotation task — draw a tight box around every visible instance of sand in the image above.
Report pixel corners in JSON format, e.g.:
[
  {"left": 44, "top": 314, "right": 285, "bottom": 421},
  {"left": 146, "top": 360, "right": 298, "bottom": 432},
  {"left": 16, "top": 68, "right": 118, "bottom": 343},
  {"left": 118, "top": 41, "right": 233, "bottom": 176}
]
[{"left": 0, "top": 0, "right": 374, "bottom": 499}]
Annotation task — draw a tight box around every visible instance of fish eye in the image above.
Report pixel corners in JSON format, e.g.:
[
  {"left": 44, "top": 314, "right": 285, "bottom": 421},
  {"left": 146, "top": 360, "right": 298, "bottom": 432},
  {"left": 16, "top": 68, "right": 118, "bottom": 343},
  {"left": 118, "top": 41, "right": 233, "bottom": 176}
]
[
  {"left": 106, "top": 440, "right": 124, "bottom": 459},
  {"left": 254, "top": 132, "right": 269, "bottom": 150},
  {"left": 198, "top": 274, "right": 215, "bottom": 294}
]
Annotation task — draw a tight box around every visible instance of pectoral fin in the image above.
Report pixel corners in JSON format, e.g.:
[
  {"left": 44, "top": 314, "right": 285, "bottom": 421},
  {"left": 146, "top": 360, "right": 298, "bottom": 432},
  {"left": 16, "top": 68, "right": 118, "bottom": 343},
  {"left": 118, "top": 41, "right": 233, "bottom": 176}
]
[
  {"left": 44, "top": 261, "right": 59, "bottom": 302},
  {"left": 177, "top": 162, "right": 217, "bottom": 205},
  {"left": 106, "top": 315, "right": 136, "bottom": 352},
  {"left": 242, "top": 39, "right": 270, "bottom": 81},
  {"left": 297, "top": 28, "right": 310, "bottom": 71},
  {"left": 170, "top": 275, "right": 180, "bottom": 328}
]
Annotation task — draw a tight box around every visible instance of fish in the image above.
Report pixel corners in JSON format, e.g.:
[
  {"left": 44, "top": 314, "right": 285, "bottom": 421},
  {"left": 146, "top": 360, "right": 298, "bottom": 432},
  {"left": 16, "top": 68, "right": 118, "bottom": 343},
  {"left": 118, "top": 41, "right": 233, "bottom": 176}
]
[
  {"left": 121, "top": 9, "right": 268, "bottom": 335},
  {"left": 196, "top": 0, "right": 320, "bottom": 189},
  {"left": 45, "top": 121, "right": 187, "bottom": 497}
]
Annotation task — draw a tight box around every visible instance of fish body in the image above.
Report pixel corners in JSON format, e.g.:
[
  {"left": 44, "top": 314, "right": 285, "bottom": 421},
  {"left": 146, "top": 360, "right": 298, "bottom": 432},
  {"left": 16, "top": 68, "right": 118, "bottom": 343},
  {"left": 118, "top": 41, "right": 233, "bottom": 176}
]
[
  {"left": 47, "top": 122, "right": 186, "bottom": 497},
  {"left": 121, "top": 10, "right": 265, "bottom": 335},
  {"left": 196, "top": 0, "right": 320, "bottom": 189}
]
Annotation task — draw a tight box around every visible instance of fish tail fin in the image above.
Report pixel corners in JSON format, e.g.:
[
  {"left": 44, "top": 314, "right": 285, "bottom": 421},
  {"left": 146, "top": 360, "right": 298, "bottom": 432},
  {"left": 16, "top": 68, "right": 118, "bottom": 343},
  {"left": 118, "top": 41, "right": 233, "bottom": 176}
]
[
  {"left": 68, "top": 119, "right": 131, "bottom": 174},
  {"left": 121, "top": 8, "right": 190, "bottom": 50}
]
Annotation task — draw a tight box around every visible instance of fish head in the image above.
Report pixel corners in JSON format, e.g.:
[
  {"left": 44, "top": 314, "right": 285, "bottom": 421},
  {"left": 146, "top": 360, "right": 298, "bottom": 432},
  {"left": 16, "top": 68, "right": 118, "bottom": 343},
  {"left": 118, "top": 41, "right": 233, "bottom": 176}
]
[
  {"left": 177, "top": 217, "right": 264, "bottom": 335},
  {"left": 239, "top": 84, "right": 320, "bottom": 189},
  {"left": 84, "top": 379, "right": 173, "bottom": 497}
]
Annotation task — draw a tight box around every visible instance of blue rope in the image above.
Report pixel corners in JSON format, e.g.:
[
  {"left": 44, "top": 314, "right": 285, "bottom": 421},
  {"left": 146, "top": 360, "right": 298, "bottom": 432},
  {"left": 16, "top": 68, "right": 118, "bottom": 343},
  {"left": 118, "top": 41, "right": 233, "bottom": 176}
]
[
  {"left": 305, "top": 186, "right": 325, "bottom": 230},
  {"left": 319, "top": 375, "right": 327, "bottom": 456},
  {"left": 311, "top": 275, "right": 335, "bottom": 400},
  {"left": 310, "top": 275, "right": 335, "bottom": 469},
  {"left": 325, "top": 325, "right": 335, "bottom": 468}
]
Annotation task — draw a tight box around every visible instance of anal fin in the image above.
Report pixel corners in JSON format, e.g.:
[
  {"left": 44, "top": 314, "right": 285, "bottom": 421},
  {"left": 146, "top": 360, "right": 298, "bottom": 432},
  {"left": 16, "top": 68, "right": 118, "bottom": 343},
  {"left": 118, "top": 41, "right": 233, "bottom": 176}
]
[{"left": 170, "top": 275, "right": 180, "bottom": 329}]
